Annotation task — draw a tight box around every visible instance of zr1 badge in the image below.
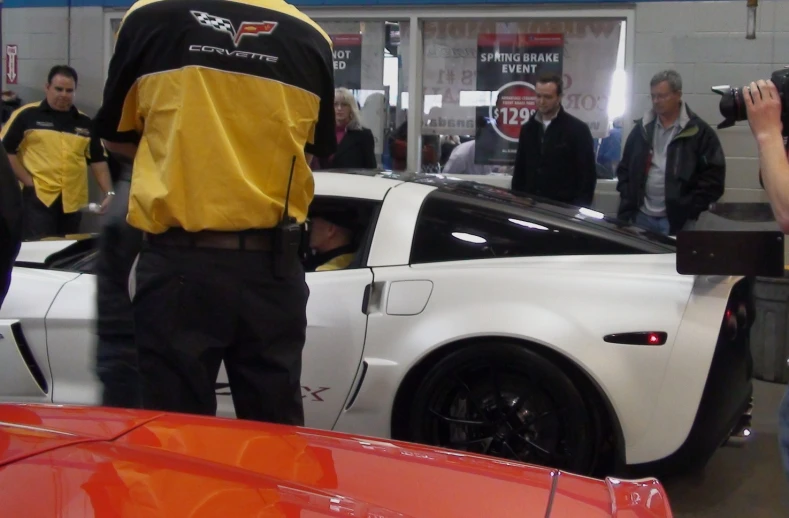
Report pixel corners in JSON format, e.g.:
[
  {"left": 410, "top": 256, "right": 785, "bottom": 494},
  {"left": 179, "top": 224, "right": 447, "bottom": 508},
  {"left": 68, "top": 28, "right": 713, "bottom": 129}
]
[{"left": 216, "top": 383, "right": 330, "bottom": 402}]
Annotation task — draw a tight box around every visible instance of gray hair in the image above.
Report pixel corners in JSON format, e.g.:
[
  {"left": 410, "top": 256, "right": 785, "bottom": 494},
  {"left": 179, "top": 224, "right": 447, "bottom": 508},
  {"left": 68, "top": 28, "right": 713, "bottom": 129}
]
[
  {"left": 650, "top": 70, "right": 682, "bottom": 92},
  {"left": 335, "top": 87, "right": 363, "bottom": 130}
]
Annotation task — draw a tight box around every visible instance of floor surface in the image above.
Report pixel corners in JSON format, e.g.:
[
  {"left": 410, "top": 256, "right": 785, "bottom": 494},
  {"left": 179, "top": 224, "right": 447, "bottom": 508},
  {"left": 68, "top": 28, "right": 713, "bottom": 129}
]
[{"left": 664, "top": 380, "right": 788, "bottom": 517}]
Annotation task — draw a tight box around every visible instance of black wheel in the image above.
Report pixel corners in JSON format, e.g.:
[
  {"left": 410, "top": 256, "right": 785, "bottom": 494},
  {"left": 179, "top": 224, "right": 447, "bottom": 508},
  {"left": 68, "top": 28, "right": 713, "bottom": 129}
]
[{"left": 405, "top": 343, "right": 597, "bottom": 474}]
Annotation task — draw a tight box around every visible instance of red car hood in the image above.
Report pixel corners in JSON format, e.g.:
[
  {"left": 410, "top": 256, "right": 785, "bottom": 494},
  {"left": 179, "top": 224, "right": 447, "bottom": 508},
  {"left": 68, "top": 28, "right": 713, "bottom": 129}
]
[{"left": 0, "top": 404, "right": 672, "bottom": 517}]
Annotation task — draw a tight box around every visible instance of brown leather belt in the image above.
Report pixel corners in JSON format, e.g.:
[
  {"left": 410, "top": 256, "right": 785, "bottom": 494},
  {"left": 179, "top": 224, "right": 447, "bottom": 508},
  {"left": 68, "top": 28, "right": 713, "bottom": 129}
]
[{"left": 143, "top": 228, "right": 274, "bottom": 251}]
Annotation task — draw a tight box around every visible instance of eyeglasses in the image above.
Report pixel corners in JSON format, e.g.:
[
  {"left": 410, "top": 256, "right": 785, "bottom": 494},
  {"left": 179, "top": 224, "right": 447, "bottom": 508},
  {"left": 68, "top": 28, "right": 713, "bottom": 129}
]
[{"left": 650, "top": 93, "right": 674, "bottom": 101}]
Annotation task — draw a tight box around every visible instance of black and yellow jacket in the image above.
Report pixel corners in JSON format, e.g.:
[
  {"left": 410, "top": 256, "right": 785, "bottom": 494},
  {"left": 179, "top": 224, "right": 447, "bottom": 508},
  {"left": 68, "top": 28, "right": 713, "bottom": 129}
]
[
  {"left": 1, "top": 100, "right": 106, "bottom": 213},
  {"left": 93, "top": 0, "right": 337, "bottom": 234}
]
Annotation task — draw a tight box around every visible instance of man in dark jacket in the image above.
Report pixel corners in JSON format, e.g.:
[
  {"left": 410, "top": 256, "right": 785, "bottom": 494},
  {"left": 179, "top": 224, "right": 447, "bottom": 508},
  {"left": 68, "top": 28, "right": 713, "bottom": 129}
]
[
  {"left": 0, "top": 144, "right": 22, "bottom": 310},
  {"left": 616, "top": 70, "right": 726, "bottom": 236},
  {"left": 512, "top": 73, "right": 597, "bottom": 207},
  {"left": 93, "top": 149, "right": 143, "bottom": 408}
]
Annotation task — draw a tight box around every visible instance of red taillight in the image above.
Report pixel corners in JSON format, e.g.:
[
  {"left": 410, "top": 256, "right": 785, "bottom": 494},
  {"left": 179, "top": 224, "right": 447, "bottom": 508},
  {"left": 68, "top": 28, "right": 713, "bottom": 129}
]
[
  {"left": 724, "top": 308, "right": 739, "bottom": 340},
  {"left": 648, "top": 333, "right": 660, "bottom": 344}
]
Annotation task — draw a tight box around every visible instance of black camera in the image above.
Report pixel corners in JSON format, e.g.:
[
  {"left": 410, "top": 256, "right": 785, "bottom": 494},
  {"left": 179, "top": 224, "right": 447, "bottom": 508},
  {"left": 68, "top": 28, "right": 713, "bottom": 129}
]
[{"left": 711, "top": 67, "right": 789, "bottom": 132}]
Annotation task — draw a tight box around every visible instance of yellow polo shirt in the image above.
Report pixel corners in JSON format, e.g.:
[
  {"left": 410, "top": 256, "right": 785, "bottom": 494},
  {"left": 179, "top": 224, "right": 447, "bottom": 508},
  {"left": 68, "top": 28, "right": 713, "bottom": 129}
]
[
  {"left": 93, "top": 0, "right": 337, "bottom": 234},
  {"left": 1, "top": 100, "right": 106, "bottom": 213},
  {"left": 316, "top": 252, "right": 354, "bottom": 272}
]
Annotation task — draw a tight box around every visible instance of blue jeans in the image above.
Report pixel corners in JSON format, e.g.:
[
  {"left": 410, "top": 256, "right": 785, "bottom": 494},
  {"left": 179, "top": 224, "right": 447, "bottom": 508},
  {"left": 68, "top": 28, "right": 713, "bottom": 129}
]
[
  {"left": 780, "top": 385, "right": 789, "bottom": 479},
  {"left": 635, "top": 211, "right": 670, "bottom": 235}
]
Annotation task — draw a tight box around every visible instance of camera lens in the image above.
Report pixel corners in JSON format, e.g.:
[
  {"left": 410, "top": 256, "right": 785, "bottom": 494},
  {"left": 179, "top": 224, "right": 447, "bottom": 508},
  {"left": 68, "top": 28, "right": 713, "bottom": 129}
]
[
  {"left": 712, "top": 85, "right": 747, "bottom": 129},
  {"left": 712, "top": 67, "right": 788, "bottom": 134},
  {"left": 720, "top": 88, "right": 745, "bottom": 120}
]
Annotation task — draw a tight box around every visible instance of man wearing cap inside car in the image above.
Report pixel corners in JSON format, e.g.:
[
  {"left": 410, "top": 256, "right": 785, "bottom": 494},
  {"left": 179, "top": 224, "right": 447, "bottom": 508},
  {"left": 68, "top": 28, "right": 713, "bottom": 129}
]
[{"left": 305, "top": 208, "right": 358, "bottom": 272}]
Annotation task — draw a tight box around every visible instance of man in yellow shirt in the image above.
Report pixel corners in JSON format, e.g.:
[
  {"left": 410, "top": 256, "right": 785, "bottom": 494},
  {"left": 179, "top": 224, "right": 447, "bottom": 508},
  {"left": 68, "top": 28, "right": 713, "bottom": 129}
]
[
  {"left": 1, "top": 65, "right": 113, "bottom": 240},
  {"left": 94, "top": 0, "right": 336, "bottom": 424}
]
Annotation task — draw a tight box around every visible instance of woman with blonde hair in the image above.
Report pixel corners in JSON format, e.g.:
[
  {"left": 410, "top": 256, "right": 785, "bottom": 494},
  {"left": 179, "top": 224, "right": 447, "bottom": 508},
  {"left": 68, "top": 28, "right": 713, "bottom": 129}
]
[{"left": 316, "top": 87, "right": 377, "bottom": 169}]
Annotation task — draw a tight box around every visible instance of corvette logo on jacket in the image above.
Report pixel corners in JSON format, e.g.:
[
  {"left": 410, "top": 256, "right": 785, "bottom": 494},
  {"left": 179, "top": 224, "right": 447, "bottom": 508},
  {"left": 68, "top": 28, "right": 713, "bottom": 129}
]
[{"left": 191, "top": 10, "right": 278, "bottom": 48}]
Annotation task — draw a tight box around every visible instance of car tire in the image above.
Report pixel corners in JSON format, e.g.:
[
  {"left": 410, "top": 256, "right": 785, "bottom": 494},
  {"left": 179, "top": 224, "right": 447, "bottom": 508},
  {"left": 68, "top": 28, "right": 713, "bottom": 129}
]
[{"left": 405, "top": 342, "right": 597, "bottom": 475}]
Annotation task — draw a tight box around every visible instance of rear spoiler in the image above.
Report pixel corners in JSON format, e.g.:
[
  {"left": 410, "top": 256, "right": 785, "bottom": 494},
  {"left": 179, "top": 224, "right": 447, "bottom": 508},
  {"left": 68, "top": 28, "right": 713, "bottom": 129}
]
[{"left": 676, "top": 230, "right": 785, "bottom": 277}]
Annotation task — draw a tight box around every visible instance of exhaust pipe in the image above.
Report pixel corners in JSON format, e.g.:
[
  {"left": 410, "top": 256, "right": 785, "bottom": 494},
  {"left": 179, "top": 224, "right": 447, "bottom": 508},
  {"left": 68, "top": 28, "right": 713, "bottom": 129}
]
[{"left": 724, "top": 397, "right": 753, "bottom": 447}]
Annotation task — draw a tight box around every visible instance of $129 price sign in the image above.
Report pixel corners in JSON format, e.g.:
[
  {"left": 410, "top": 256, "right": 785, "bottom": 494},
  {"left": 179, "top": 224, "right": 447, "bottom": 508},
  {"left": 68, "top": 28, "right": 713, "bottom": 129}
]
[
  {"left": 474, "top": 33, "right": 563, "bottom": 165},
  {"left": 490, "top": 82, "right": 538, "bottom": 142}
]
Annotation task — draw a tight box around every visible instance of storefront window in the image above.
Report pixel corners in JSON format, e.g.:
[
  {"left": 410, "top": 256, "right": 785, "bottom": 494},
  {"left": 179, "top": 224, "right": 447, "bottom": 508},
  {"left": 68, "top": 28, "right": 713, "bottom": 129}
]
[
  {"left": 111, "top": 17, "right": 122, "bottom": 45},
  {"left": 418, "top": 19, "right": 625, "bottom": 176},
  {"left": 317, "top": 20, "right": 409, "bottom": 169}
]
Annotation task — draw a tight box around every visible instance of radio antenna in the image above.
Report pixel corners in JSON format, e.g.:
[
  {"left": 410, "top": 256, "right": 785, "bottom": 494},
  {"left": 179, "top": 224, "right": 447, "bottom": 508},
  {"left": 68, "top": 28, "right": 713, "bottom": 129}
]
[{"left": 283, "top": 155, "right": 296, "bottom": 222}]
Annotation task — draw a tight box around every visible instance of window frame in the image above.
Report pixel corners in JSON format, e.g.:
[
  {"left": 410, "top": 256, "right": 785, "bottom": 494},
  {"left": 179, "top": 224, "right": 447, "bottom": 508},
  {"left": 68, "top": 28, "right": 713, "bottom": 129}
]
[
  {"left": 307, "top": 195, "right": 383, "bottom": 271},
  {"left": 302, "top": 6, "right": 635, "bottom": 174}
]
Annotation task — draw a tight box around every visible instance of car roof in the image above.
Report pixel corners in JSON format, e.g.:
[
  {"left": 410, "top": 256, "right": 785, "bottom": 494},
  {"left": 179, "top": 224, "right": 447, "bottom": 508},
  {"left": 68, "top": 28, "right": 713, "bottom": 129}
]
[
  {"left": 314, "top": 170, "right": 406, "bottom": 200},
  {"left": 0, "top": 403, "right": 673, "bottom": 518}
]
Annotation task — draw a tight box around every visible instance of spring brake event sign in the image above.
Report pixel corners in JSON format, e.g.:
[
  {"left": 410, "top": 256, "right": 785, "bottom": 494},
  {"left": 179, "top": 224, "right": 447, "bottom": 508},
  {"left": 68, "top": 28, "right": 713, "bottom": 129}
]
[
  {"left": 331, "top": 34, "right": 362, "bottom": 90},
  {"left": 475, "top": 33, "right": 564, "bottom": 165},
  {"left": 412, "top": 20, "right": 622, "bottom": 143}
]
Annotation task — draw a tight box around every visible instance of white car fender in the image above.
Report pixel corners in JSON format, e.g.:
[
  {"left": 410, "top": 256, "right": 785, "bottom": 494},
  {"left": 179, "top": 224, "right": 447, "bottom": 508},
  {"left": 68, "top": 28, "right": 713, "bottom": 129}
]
[
  {"left": 336, "top": 255, "right": 698, "bottom": 465},
  {"left": 627, "top": 274, "right": 742, "bottom": 464}
]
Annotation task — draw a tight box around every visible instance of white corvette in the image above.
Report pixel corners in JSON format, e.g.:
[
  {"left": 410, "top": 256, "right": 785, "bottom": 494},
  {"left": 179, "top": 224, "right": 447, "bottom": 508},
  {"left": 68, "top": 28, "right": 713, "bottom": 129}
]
[{"left": 0, "top": 171, "right": 754, "bottom": 478}]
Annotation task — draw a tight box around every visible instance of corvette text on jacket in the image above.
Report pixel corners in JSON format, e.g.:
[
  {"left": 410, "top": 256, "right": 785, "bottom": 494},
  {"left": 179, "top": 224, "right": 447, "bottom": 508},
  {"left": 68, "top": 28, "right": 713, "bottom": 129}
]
[{"left": 188, "top": 45, "right": 279, "bottom": 62}]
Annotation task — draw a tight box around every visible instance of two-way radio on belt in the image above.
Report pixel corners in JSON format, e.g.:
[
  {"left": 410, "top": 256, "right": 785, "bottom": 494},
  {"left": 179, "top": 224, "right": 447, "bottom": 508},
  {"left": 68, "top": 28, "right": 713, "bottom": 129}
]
[
  {"left": 282, "top": 155, "right": 296, "bottom": 224},
  {"left": 273, "top": 155, "right": 302, "bottom": 278}
]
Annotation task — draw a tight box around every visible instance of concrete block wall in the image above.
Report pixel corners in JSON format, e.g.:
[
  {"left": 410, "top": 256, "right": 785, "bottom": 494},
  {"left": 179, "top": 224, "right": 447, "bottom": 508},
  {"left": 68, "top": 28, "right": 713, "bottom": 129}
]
[
  {"left": 2, "top": 8, "right": 67, "bottom": 106},
  {"left": 2, "top": 6, "right": 105, "bottom": 115},
  {"left": 67, "top": 7, "right": 108, "bottom": 115},
  {"left": 634, "top": 0, "right": 786, "bottom": 205}
]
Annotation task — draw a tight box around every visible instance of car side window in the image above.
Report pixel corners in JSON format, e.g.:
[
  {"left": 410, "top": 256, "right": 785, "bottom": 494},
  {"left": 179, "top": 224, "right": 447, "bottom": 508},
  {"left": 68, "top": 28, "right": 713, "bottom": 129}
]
[{"left": 410, "top": 194, "right": 636, "bottom": 264}]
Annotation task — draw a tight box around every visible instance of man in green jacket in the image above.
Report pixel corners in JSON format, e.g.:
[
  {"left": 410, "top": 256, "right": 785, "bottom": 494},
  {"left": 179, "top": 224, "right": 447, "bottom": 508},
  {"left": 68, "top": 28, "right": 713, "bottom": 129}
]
[{"left": 616, "top": 70, "right": 726, "bottom": 236}]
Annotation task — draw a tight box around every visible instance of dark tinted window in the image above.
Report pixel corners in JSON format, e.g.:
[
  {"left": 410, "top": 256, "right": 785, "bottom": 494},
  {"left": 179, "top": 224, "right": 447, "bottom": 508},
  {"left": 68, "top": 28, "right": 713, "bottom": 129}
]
[
  {"left": 412, "top": 179, "right": 677, "bottom": 250},
  {"left": 410, "top": 194, "right": 639, "bottom": 264}
]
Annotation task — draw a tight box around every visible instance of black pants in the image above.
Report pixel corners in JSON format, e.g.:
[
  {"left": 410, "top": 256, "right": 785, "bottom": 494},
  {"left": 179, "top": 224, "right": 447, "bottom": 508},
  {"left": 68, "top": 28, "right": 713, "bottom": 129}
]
[
  {"left": 94, "top": 179, "right": 143, "bottom": 409},
  {"left": 22, "top": 187, "right": 81, "bottom": 240},
  {"left": 132, "top": 236, "right": 309, "bottom": 425}
]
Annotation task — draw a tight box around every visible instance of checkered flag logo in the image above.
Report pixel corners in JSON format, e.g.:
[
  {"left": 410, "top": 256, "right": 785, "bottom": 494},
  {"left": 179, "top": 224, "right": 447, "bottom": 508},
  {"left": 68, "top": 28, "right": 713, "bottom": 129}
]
[
  {"left": 190, "top": 10, "right": 278, "bottom": 48},
  {"left": 191, "top": 10, "right": 236, "bottom": 39}
]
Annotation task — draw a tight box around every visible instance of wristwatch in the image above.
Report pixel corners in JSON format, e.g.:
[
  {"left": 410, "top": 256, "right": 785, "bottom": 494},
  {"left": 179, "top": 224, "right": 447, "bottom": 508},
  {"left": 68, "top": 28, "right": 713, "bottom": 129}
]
[{"left": 105, "top": 191, "right": 116, "bottom": 197}]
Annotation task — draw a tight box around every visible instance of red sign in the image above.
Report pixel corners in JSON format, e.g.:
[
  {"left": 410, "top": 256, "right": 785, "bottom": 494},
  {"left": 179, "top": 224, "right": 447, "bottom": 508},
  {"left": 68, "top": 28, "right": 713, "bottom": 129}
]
[
  {"left": 5, "top": 45, "right": 18, "bottom": 85},
  {"left": 493, "top": 82, "right": 538, "bottom": 141}
]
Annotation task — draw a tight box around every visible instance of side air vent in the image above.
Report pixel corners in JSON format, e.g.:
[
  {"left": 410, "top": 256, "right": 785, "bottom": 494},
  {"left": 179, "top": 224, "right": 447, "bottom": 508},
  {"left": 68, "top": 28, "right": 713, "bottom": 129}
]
[
  {"left": 345, "top": 361, "right": 368, "bottom": 410},
  {"left": 11, "top": 322, "right": 49, "bottom": 394}
]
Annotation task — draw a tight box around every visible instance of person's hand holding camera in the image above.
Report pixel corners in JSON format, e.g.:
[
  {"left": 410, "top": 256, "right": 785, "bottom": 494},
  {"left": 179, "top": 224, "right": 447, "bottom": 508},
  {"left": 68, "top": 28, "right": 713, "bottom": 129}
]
[
  {"left": 745, "top": 79, "right": 784, "bottom": 144},
  {"left": 743, "top": 78, "right": 789, "bottom": 233}
]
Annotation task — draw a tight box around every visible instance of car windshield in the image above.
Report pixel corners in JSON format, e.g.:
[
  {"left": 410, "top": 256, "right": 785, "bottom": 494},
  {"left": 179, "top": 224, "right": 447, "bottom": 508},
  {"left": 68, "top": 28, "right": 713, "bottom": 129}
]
[{"left": 413, "top": 177, "right": 678, "bottom": 250}]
